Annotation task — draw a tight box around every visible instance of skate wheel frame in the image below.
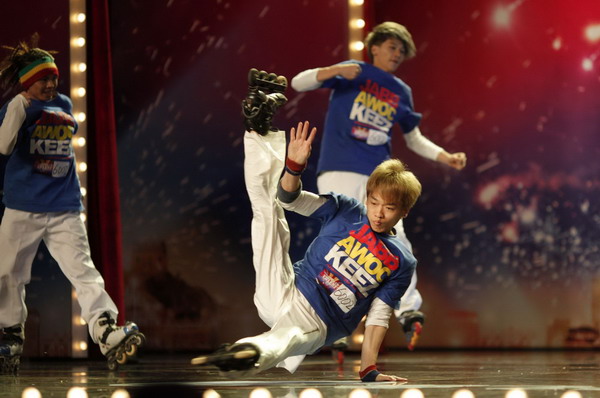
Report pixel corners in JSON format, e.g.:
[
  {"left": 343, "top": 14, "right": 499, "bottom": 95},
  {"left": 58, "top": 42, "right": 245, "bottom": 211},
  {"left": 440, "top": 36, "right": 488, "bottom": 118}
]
[
  {"left": 191, "top": 347, "right": 259, "bottom": 369},
  {"left": 105, "top": 332, "right": 145, "bottom": 371},
  {"left": 0, "top": 355, "right": 20, "bottom": 375},
  {"left": 248, "top": 68, "right": 287, "bottom": 92}
]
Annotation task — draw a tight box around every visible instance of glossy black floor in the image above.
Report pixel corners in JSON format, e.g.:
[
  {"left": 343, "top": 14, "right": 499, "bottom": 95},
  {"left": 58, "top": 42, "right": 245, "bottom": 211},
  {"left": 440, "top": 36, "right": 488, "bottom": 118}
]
[{"left": 2, "top": 350, "right": 600, "bottom": 398}]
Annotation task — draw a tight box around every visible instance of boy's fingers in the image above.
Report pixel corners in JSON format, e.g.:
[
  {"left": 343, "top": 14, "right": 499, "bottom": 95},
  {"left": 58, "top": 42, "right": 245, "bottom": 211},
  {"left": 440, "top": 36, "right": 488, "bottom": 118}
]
[{"left": 307, "top": 127, "right": 317, "bottom": 144}]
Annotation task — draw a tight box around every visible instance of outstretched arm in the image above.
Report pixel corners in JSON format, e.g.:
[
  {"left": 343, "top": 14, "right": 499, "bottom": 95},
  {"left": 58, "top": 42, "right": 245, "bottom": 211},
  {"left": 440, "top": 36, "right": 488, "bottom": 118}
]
[
  {"left": 280, "top": 121, "right": 317, "bottom": 193},
  {"left": 403, "top": 127, "right": 467, "bottom": 171},
  {"left": 360, "top": 325, "right": 407, "bottom": 382},
  {"left": 291, "top": 63, "right": 362, "bottom": 92}
]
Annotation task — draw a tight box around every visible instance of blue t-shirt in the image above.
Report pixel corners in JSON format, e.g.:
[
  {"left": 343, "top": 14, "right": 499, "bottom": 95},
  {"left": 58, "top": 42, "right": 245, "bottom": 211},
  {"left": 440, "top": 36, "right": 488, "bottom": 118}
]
[
  {"left": 317, "top": 60, "right": 422, "bottom": 176},
  {"left": 294, "top": 194, "right": 416, "bottom": 345},
  {"left": 0, "top": 93, "right": 83, "bottom": 212}
]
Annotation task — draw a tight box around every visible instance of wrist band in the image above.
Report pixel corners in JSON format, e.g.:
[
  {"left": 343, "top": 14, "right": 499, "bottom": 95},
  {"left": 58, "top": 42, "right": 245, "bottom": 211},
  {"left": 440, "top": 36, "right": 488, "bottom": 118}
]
[
  {"left": 284, "top": 166, "right": 302, "bottom": 176},
  {"left": 285, "top": 158, "right": 306, "bottom": 176},
  {"left": 359, "top": 365, "right": 380, "bottom": 382}
]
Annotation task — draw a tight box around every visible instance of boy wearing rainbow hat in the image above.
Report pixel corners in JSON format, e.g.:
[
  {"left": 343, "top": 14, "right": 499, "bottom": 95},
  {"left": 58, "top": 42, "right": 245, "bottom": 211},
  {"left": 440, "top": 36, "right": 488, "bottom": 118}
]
[{"left": 0, "top": 35, "right": 144, "bottom": 373}]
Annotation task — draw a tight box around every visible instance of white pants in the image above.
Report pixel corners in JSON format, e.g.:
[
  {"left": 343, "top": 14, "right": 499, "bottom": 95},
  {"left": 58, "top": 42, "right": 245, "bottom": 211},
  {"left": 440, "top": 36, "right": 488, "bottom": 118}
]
[
  {"left": 0, "top": 209, "right": 118, "bottom": 342},
  {"left": 317, "top": 171, "right": 423, "bottom": 319},
  {"left": 238, "top": 131, "right": 327, "bottom": 374}
]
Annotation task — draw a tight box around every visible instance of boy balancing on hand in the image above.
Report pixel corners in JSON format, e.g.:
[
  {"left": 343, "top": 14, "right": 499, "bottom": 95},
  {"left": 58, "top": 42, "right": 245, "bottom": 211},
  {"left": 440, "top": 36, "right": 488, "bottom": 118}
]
[{"left": 192, "top": 69, "right": 421, "bottom": 382}]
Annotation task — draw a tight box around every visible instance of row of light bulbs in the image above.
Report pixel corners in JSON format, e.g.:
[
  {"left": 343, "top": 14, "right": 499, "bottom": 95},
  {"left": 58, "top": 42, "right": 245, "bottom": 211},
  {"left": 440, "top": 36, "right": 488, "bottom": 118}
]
[
  {"left": 70, "top": 1, "right": 90, "bottom": 356},
  {"left": 19, "top": 386, "right": 587, "bottom": 398},
  {"left": 348, "top": 0, "right": 365, "bottom": 56},
  {"left": 71, "top": 7, "right": 87, "bottom": 207}
]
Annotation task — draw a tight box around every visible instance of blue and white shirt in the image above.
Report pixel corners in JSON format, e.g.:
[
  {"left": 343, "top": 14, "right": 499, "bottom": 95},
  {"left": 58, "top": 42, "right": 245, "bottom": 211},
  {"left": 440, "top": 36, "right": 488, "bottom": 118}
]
[
  {"left": 293, "top": 193, "right": 415, "bottom": 345},
  {"left": 317, "top": 61, "right": 422, "bottom": 176},
  {"left": 0, "top": 93, "right": 82, "bottom": 212}
]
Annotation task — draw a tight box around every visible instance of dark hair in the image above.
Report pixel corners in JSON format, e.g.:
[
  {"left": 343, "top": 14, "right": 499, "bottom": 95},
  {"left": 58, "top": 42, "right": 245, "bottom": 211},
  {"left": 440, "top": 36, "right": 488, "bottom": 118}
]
[
  {"left": 364, "top": 22, "right": 416, "bottom": 61},
  {"left": 0, "top": 33, "right": 56, "bottom": 92}
]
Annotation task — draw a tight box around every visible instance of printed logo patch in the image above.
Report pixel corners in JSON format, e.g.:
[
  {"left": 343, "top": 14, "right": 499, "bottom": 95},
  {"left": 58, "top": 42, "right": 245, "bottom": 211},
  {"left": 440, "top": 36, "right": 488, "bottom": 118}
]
[
  {"left": 330, "top": 284, "right": 357, "bottom": 313},
  {"left": 33, "top": 159, "right": 70, "bottom": 177}
]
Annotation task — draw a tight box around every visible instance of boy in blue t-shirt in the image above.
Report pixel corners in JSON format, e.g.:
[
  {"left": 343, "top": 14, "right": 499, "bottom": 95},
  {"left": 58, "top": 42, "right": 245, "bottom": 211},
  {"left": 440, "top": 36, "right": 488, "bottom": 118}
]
[
  {"left": 292, "top": 21, "right": 468, "bottom": 349},
  {"left": 0, "top": 36, "right": 143, "bottom": 372},
  {"left": 193, "top": 72, "right": 422, "bottom": 381}
]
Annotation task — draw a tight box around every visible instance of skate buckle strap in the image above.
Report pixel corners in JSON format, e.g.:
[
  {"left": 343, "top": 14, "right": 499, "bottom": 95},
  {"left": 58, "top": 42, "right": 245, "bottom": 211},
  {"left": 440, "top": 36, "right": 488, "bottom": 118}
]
[
  {"left": 285, "top": 158, "right": 306, "bottom": 176},
  {"left": 359, "top": 365, "right": 380, "bottom": 382},
  {"left": 98, "top": 314, "right": 116, "bottom": 344}
]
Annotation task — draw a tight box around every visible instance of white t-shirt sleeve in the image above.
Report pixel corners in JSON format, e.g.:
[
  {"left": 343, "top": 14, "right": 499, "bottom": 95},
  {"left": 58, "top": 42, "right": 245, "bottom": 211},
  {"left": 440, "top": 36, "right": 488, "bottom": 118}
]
[
  {"left": 291, "top": 68, "right": 323, "bottom": 92},
  {"left": 278, "top": 190, "right": 328, "bottom": 217},
  {"left": 0, "top": 94, "right": 28, "bottom": 155},
  {"left": 365, "top": 297, "right": 393, "bottom": 328},
  {"left": 403, "top": 126, "right": 445, "bottom": 161}
]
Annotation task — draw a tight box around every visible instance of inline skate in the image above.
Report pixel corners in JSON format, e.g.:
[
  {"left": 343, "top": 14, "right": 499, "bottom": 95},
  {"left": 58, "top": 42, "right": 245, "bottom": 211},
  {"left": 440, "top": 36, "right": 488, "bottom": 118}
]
[
  {"left": 242, "top": 68, "right": 288, "bottom": 135},
  {"left": 94, "top": 312, "right": 145, "bottom": 371},
  {"left": 0, "top": 324, "right": 24, "bottom": 374}
]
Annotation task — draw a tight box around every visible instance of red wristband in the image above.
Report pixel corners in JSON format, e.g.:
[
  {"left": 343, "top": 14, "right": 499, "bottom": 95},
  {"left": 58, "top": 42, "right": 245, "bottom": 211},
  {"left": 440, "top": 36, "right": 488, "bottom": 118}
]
[
  {"left": 285, "top": 158, "right": 306, "bottom": 174},
  {"left": 359, "top": 365, "right": 378, "bottom": 379}
]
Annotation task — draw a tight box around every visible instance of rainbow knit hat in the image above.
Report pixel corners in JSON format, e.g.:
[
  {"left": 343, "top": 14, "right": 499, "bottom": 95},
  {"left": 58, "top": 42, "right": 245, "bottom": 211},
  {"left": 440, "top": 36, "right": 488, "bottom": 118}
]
[{"left": 18, "top": 55, "right": 59, "bottom": 89}]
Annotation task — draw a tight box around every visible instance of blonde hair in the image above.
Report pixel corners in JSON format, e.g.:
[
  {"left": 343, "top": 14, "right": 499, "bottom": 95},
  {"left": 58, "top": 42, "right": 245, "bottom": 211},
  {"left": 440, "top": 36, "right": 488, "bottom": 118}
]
[
  {"left": 366, "top": 159, "right": 421, "bottom": 214},
  {"left": 364, "top": 22, "right": 416, "bottom": 61}
]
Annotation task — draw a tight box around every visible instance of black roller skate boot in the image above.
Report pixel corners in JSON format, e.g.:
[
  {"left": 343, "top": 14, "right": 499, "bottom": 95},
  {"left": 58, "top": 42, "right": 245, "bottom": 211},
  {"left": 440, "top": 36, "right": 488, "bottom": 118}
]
[
  {"left": 94, "top": 312, "right": 145, "bottom": 371},
  {"left": 242, "top": 68, "right": 288, "bottom": 135},
  {"left": 0, "top": 324, "right": 24, "bottom": 375},
  {"left": 399, "top": 310, "right": 425, "bottom": 351},
  {"left": 191, "top": 342, "right": 260, "bottom": 374}
]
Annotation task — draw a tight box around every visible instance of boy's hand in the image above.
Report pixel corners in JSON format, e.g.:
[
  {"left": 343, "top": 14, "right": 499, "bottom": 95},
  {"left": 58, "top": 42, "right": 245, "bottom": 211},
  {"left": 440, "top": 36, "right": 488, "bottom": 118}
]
[
  {"left": 437, "top": 151, "right": 467, "bottom": 170},
  {"left": 287, "top": 121, "right": 317, "bottom": 166},
  {"left": 337, "top": 63, "right": 362, "bottom": 80},
  {"left": 376, "top": 373, "right": 407, "bottom": 382},
  {"left": 445, "top": 152, "right": 467, "bottom": 170}
]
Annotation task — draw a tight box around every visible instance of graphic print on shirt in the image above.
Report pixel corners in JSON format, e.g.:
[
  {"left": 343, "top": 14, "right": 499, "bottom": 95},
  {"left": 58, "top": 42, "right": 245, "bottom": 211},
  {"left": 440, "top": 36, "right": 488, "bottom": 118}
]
[
  {"left": 29, "top": 110, "right": 76, "bottom": 177},
  {"left": 349, "top": 79, "right": 401, "bottom": 143},
  {"left": 319, "top": 224, "right": 399, "bottom": 313}
]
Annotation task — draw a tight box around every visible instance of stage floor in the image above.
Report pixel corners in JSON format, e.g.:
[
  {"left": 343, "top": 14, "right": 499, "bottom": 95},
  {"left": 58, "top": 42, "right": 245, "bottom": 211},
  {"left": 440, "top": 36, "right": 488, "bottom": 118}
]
[{"left": 2, "top": 350, "right": 600, "bottom": 398}]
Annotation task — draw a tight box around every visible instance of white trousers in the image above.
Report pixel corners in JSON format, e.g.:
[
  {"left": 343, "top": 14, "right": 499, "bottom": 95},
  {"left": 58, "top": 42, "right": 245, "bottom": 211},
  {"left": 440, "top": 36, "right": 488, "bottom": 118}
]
[
  {"left": 317, "top": 171, "right": 423, "bottom": 319},
  {"left": 238, "top": 131, "right": 327, "bottom": 374},
  {"left": 0, "top": 208, "right": 118, "bottom": 342}
]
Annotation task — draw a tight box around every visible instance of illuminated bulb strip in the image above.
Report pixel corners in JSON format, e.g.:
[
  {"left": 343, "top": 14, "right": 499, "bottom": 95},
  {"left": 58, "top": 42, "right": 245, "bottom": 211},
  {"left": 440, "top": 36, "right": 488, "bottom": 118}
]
[
  {"left": 351, "top": 18, "right": 365, "bottom": 29},
  {"left": 21, "top": 387, "right": 42, "bottom": 398},
  {"left": 69, "top": 0, "right": 88, "bottom": 360},
  {"left": 351, "top": 41, "right": 365, "bottom": 51},
  {"left": 74, "top": 87, "right": 86, "bottom": 97},
  {"left": 73, "top": 37, "right": 86, "bottom": 47},
  {"left": 348, "top": 0, "right": 365, "bottom": 61}
]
